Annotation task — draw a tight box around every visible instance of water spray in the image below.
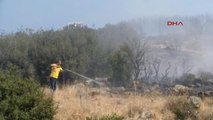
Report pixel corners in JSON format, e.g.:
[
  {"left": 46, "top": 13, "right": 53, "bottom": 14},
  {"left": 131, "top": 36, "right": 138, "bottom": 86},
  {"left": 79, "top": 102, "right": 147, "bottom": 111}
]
[{"left": 65, "top": 69, "right": 105, "bottom": 86}]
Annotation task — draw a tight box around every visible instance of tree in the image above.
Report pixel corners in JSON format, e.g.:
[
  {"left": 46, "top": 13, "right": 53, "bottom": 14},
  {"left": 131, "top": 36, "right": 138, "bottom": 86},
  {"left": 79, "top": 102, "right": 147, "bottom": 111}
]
[
  {"left": 109, "top": 49, "right": 132, "bottom": 87},
  {"left": 120, "top": 39, "right": 148, "bottom": 81}
]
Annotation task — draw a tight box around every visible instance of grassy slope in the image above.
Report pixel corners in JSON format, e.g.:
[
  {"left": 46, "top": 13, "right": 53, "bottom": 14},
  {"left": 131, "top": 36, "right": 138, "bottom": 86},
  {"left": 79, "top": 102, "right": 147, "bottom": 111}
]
[{"left": 45, "top": 84, "right": 213, "bottom": 120}]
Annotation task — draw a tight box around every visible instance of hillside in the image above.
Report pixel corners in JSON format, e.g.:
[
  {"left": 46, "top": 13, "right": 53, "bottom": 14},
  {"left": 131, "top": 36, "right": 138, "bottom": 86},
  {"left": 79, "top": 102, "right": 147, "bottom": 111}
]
[{"left": 47, "top": 84, "right": 213, "bottom": 120}]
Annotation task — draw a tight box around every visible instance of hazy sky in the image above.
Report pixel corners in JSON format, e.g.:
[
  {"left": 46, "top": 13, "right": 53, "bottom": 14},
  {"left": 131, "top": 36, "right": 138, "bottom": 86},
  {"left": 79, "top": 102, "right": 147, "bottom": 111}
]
[{"left": 0, "top": 0, "right": 213, "bottom": 33}]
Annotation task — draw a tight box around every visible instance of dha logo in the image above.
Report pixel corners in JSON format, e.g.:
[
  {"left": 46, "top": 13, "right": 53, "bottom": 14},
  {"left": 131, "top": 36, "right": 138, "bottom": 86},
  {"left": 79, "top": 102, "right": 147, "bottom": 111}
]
[{"left": 167, "top": 21, "right": 183, "bottom": 26}]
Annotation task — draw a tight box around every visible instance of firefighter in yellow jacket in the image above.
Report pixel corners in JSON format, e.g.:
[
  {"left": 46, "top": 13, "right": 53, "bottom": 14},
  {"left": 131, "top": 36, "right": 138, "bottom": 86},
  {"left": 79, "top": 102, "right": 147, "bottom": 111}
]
[{"left": 49, "top": 60, "right": 63, "bottom": 92}]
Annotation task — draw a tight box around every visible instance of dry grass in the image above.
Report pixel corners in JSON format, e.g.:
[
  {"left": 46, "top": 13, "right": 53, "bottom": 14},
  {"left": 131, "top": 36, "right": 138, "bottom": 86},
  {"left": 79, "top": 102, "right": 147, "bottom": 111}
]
[
  {"left": 198, "top": 97, "right": 213, "bottom": 120},
  {"left": 44, "top": 84, "right": 213, "bottom": 120}
]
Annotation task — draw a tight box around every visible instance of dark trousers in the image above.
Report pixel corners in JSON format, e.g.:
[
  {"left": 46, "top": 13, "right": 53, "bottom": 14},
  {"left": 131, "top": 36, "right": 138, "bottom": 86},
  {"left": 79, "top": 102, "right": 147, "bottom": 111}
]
[{"left": 50, "top": 77, "right": 57, "bottom": 92}]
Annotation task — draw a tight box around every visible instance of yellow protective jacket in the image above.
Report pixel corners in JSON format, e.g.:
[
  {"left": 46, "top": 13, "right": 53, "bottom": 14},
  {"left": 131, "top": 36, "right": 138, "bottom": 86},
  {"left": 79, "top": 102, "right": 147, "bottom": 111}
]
[{"left": 49, "top": 64, "right": 63, "bottom": 79}]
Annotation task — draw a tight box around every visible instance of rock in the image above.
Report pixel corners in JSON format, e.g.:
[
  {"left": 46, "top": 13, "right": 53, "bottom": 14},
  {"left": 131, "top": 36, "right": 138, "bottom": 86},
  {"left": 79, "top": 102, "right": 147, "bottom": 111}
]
[
  {"left": 173, "top": 84, "right": 191, "bottom": 95},
  {"left": 189, "top": 96, "right": 202, "bottom": 108},
  {"left": 198, "top": 91, "right": 213, "bottom": 98},
  {"left": 137, "top": 111, "right": 155, "bottom": 120}
]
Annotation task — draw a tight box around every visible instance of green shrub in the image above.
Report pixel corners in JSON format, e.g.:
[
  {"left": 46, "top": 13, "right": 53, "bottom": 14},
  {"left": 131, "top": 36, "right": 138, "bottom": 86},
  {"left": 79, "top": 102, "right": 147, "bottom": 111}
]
[
  {"left": 166, "top": 97, "right": 196, "bottom": 120},
  {"left": 86, "top": 113, "right": 125, "bottom": 120},
  {"left": 0, "top": 66, "right": 56, "bottom": 120}
]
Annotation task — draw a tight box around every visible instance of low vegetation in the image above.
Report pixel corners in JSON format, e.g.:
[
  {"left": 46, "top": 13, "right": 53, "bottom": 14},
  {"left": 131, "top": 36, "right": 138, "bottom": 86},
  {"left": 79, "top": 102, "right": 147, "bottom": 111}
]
[
  {"left": 166, "top": 96, "right": 196, "bottom": 120},
  {"left": 0, "top": 66, "right": 56, "bottom": 120},
  {"left": 48, "top": 84, "right": 213, "bottom": 120}
]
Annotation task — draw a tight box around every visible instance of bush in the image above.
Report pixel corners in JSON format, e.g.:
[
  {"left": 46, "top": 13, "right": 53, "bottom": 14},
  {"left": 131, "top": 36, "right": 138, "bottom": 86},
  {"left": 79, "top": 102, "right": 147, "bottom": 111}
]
[
  {"left": 86, "top": 113, "right": 125, "bottom": 120},
  {"left": 176, "top": 73, "right": 196, "bottom": 86},
  {"left": 166, "top": 96, "right": 196, "bottom": 120},
  {"left": 0, "top": 66, "right": 56, "bottom": 120}
]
